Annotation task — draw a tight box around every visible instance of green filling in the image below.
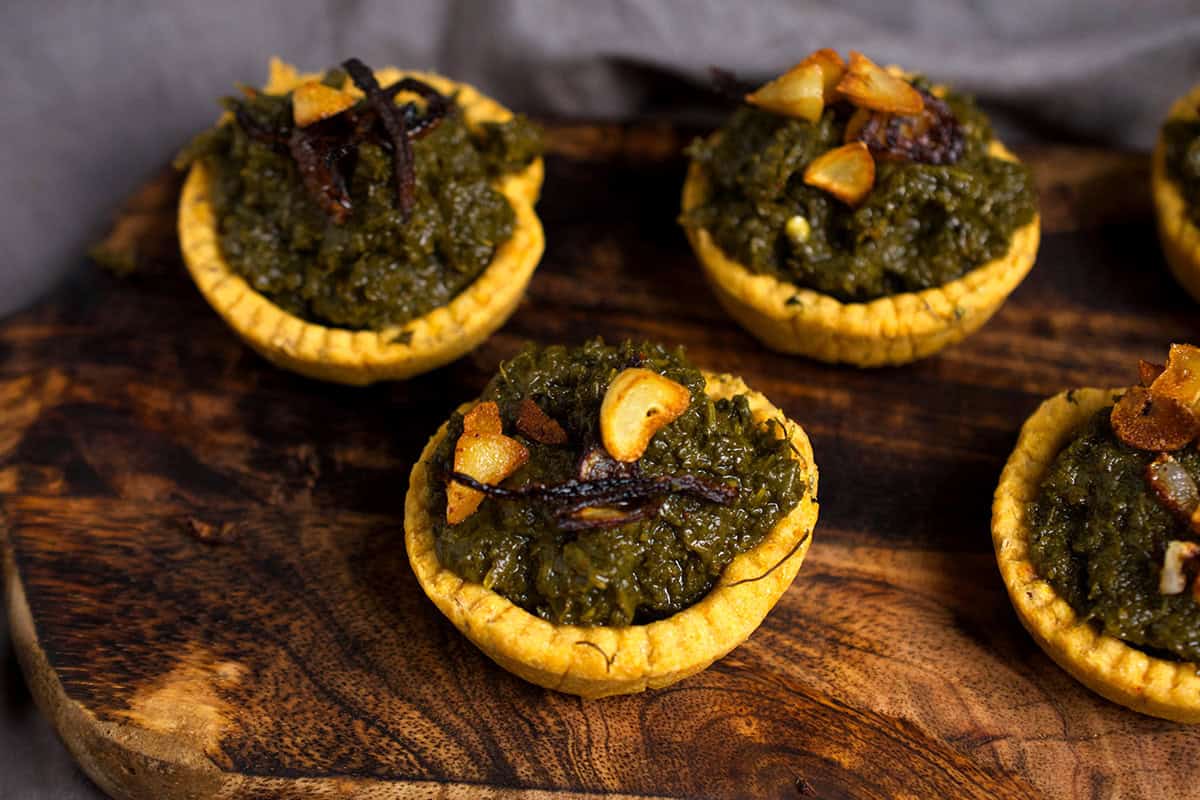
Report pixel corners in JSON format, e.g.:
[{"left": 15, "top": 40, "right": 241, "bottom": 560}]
[
  {"left": 1163, "top": 118, "right": 1200, "bottom": 226},
  {"left": 428, "top": 340, "right": 806, "bottom": 627},
  {"left": 176, "top": 73, "right": 541, "bottom": 330},
  {"left": 681, "top": 81, "right": 1037, "bottom": 302},
  {"left": 1029, "top": 408, "right": 1200, "bottom": 662}
]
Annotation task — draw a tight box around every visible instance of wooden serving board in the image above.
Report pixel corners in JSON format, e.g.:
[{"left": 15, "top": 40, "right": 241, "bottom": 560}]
[{"left": 3, "top": 122, "right": 1199, "bottom": 800}]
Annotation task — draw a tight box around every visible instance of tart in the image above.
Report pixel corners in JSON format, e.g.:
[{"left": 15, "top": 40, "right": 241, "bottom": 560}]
[
  {"left": 177, "top": 57, "right": 544, "bottom": 385},
  {"left": 1152, "top": 82, "right": 1200, "bottom": 303},
  {"left": 681, "top": 50, "right": 1040, "bottom": 366},
  {"left": 404, "top": 340, "right": 819, "bottom": 698},
  {"left": 993, "top": 346, "right": 1200, "bottom": 721}
]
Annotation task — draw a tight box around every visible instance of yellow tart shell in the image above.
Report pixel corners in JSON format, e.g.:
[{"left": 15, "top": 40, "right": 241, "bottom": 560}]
[
  {"left": 681, "top": 139, "right": 1040, "bottom": 367},
  {"left": 992, "top": 387, "right": 1200, "bottom": 722},
  {"left": 1152, "top": 82, "right": 1200, "bottom": 303},
  {"left": 405, "top": 371, "right": 819, "bottom": 698},
  {"left": 179, "top": 59, "right": 545, "bottom": 385}
]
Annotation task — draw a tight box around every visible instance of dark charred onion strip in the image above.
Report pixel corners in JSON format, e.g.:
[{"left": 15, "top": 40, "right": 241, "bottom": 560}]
[
  {"left": 232, "top": 103, "right": 290, "bottom": 150},
  {"left": 346, "top": 81, "right": 447, "bottom": 141},
  {"left": 344, "top": 81, "right": 448, "bottom": 146},
  {"left": 397, "top": 102, "right": 442, "bottom": 140},
  {"left": 227, "top": 62, "right": 449, "bottom": 223},
  {"left": 558, "top": 499, "right": 664, "bottom": 531},
  {"left": 1147, "top": 453, "right": 1200, "bottom": 527},
  {"left": 576, "top": 444, "right": 638, "bottom": 481},
  {"left": 384, "top": 77, "right": 450, "bottom": 140},
  {"left": 288, "top": 126, "right": 352, "bottom": 223},
  {"left": 446, "top": 470, "right": 738, "bottom": 517},
  {"left": 853, "top": 90, "right": 964, "bottom": 165},
  {"left": 323, "top": 140, "right": 358, "bottom": 168},
  {"left": 1111, "top": 387, "right": 1200, "bottom": 451},
  {"left": 445, "top": 469, "right": 731, "bottom": 532},
  {"left": 344, "top": 57, "right": 415, "bottom": 219}
]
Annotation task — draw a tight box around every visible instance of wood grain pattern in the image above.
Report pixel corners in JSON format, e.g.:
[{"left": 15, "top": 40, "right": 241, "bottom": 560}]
[{"left": 2, "top": 122, "right": 1199, "bottom": 799}]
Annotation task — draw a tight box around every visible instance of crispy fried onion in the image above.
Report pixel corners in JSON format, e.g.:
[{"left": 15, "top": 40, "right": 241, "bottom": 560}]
[
  {"left": 445, "top": 470, "right": 738, "bottom": 532},
  {"left": 1147, "top": 453, "right": 1200, "bottom": 534},
  {"left": 343, "top": 58, "right": 416, "bottom": 219},
  {"left": 229, "top": 58, "right": 448, "bottom": 223},
  {"left": 288, "top": 121, "right": 355, "bottom": 223},
  {"left": 847, "top": 90, "right": 964, "bottom": 165},
  {"left": 1160, "top": 540, "right": 1200, "bottom": 599},
  {"left": 561, "top": 501, "right": 665, "bottom": 531}
]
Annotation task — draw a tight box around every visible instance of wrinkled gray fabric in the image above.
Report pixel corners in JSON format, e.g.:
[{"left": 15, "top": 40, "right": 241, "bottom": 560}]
[
  {"left": 1, "top": 1, "right": 1199, "bottom": 796},
  {"left": 1, "top": 0, "right": 1199, "bottom": 323},
  {"left": 2, "top": 0, "right": 1199, "bottom": 322}
]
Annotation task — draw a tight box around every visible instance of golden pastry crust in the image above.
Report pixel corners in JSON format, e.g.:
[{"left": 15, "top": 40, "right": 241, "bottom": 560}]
[
  {"left": 992, "top": 387, "right": 1200, "bottom": 722},
  {"left": 405, "top": 371, "right": 819, "bottom": 698},
  {"left": 681, "top": 140, "right": 1040, "bottom": 367},
  {"left": 1152, "top": 82, "right": 1200, "bottom": 303},
  {"left": 178, "top": 59, "right": 545, "bottom": 385}
]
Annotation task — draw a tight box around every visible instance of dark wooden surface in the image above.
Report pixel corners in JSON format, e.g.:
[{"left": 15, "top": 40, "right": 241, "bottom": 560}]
[{"left": 2, "top": 123, "right": 1200, "bottom": 799}]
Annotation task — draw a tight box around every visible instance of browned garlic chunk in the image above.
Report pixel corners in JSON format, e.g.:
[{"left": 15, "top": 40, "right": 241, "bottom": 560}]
[
  {"left": 292, "top": 81, "right": 356, "bottom": 127},
  {"left": 462, "top": 400, "right": 503, "bottom": 436},
  {"left": 1149, "top": 343, "right": 1200, "bottom": 412},
  {"left": 447, "top": 402, "right": 529, "bottom": 524},
  {"left": 836, "top": 52, "right": 924, "bottom": 115},
  {"left": 744, "top": 63, "right": 825, "bottom": 122},
  {"left": 599, "top": 368, "right": 691, "bottom": 462},
  {"left": 799, "top": 48, "right": 848, "bottom": 100},
  {"left": 1139, "top": 360, "right": 1166, "bottom": 388},
  {"left": 803, "top": 141, "right": 876, "bottom": 206},
  {"left": 842, "top": 107, "right": 873, "bottom": 144},
  {"left": 1111, "top": 386, "right": 1200, "bottom": 451}
]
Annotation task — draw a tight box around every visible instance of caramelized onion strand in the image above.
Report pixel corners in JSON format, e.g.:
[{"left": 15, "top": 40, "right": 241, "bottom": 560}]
[{"left": 344, "top": 57, "right": 416, "bottom": 219}]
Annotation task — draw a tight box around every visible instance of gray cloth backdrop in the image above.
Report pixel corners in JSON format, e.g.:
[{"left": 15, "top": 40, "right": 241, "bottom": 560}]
[
  {"left": 3, "top": 0, "right": 1200, "bottom": 322},
  {"left": 2, "top": 1, "right": 1199, "bottom": 796}
]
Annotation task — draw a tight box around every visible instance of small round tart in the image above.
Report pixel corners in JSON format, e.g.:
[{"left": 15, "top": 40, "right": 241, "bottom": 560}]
[
  {"left": 681, "top": 52, "right": 1039, "bottom": 367},
  {"left": 682, "top": 141, "right": 1039, "bottom": 367},
  {"left": 179, "top": 59, "right": 545, "bottom": 385},
  {"left": 1152, "top": 82, "right": 1200, "bottom": 303},
  {"left": 992, "top": 388, "right": 1200, "bottom": 722},
  {"left": 405, "top": 371, "right": 819, "bottom": 698}
]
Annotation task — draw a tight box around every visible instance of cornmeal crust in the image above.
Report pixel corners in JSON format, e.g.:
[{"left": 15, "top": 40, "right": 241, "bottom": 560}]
[
  {"left": 404, "top": 371, "right": 819, "bottom": 698},
  {"left": 179, "top": 59, "right": 545, "bottom": 385},
  {"left": 681, "top": 140, "right": 1040, "bottom": 367},
  {"left": 992, "top": 387, "right": 1200, "bottom": 722},
  {"left": 1152, "top": 82, "right": 1200, "bottom": 304}
]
